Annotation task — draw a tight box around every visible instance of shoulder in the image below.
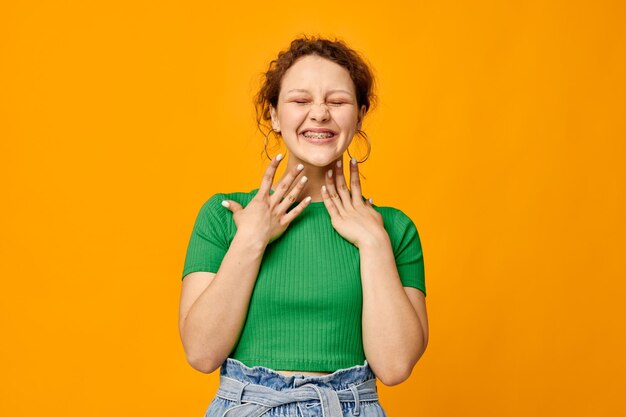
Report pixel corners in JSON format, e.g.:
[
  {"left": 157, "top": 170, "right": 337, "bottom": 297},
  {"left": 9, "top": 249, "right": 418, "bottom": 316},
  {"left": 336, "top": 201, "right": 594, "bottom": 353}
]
[
  {"left": 200, "top": 188, "right": 258, "bottom": 212},
  {"left": 372, "top": 204, "right": 419, "bottom": 233},
  {"left": 371, "top": 203, "right": 423, "bottom": 252},
  {"left": 195, "top": 189, "right": 258, "bottom": 227}
]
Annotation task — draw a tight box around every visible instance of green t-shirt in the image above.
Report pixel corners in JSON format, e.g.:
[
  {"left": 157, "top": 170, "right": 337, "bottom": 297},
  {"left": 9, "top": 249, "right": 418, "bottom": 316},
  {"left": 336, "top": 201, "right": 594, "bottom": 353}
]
[{"left": 182, "top": 188, "right": 426, "bottom": 372}]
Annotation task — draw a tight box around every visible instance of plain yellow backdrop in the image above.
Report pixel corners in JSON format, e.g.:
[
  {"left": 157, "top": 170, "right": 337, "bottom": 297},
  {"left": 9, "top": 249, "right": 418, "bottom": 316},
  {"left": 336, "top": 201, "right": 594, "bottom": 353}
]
[{"left": 1, "top": 0, "right": 625, "bottom": 416}]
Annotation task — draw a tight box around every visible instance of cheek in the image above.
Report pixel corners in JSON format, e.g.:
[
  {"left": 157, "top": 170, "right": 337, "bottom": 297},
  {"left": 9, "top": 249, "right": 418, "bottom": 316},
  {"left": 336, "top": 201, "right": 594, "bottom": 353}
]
[
  {"left": 280, "top": 110, "right": 308, "bottom": 128},
  {"left": 334, "top": 109, "right": 359, "bottom": 128}
]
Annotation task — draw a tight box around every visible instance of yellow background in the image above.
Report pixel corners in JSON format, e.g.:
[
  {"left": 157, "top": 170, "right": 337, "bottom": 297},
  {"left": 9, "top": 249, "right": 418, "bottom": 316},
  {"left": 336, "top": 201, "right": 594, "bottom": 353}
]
[{"left": 1, "top": 0, "right": 625, "bottom": 416}]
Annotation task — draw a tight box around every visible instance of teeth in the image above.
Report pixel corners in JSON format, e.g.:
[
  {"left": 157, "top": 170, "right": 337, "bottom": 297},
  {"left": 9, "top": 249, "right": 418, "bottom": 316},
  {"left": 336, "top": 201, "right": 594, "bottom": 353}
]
[{"left": 303, "top": 132, "right": 334, "bottom": 139}]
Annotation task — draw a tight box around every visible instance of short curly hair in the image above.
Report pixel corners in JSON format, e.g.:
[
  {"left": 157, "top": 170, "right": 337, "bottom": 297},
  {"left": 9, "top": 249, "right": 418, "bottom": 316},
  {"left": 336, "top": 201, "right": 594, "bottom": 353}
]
[{"left": 255, "top": 35, "right": 377, "bottom": 143}]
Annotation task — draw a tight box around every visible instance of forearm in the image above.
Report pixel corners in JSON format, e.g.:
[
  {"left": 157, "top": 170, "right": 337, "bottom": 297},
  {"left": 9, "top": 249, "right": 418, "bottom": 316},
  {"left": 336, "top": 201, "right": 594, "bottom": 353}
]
[
  {"left": 360, "top": 233, "right": 426, "bottom": 386},
  {"left": 181, "top": 231, "right": 266, "bottom": 373}
]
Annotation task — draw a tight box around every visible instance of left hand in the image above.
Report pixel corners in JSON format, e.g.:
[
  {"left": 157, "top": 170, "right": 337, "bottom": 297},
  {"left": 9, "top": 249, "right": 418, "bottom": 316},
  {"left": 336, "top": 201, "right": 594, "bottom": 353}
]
[{"left": 321, "top": 158, "right": 387, "bottom": 248}]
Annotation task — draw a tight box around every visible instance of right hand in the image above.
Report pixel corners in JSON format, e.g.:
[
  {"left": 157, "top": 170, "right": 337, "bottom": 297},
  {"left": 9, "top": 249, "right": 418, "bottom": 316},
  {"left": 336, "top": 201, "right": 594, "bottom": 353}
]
[{"left": 221, "top": 154, "right": 311, "bottom": 245}]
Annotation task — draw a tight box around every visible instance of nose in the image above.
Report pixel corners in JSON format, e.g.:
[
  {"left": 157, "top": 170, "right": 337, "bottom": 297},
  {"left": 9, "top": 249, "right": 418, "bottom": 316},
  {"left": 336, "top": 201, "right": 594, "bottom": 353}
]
[{"left": 309, "top": 102, "right": 330, "bottom": 122}]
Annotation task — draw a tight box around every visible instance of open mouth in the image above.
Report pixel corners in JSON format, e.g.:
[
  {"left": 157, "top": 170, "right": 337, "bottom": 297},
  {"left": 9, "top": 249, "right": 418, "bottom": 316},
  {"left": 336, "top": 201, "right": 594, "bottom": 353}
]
[{"left": 300, "top": 130, "right": 337, "bottom": 143}]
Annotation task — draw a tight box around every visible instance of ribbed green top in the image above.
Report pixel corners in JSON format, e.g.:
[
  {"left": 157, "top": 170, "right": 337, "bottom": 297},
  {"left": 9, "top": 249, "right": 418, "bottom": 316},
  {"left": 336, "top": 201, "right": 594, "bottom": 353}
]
[{"left": 182, "top": 188, "right": 426, "bottom": 372}]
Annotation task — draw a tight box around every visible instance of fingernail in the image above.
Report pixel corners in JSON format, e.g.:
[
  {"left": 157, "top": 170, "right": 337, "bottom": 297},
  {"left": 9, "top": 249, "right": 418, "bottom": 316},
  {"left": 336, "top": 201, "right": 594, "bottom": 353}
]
[
  {"left": 351, "top": 157, "right": 357, "bottom": 165},
  {"left": 221, "top": 200, "right": 230, "bottom": 208},
  {"left": 322, "top": 185, "right": 327, "bottom": 193},
  {"left": 276, "top": 153, "right": 283, "bottom": 161},
  {"left": 368, "top": 197, "right": 373, "bottom": 204},
  {"left": 327, "top": 169, "right": 333, "bottom": 178},
  {"left": 300, "top": 175, "right": 308, "bottom": 183},
  {"left": 336, "top": 160, "right": 342, "bottom": 168},
  {"left": 297, "top": 163, "right": 304, "bottom": 171},
  {"left": 304, "top": 196, "right": 312, "bottom": 203}
]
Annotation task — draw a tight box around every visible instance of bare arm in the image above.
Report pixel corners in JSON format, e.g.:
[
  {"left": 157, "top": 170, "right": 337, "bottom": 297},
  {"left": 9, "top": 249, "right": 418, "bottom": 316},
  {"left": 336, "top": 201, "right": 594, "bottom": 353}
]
[
  {"left": 360, "top": 236, "right": 429, "bottom": 386},
  {"left": 179, "top": 232, "right": 266, "bottom": 374}
]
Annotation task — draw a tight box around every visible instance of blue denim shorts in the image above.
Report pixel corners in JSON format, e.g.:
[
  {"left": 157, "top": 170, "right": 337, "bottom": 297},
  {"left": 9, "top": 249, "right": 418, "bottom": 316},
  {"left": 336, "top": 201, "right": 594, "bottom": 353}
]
[{"left": 203, "top": 358, "right": 388, "bottom": 417}]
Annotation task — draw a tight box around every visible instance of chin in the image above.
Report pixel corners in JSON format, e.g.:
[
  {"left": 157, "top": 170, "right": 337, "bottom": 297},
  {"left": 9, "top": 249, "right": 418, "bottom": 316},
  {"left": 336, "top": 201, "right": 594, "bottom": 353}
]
[
  {"left": 291, "top": 146, "right": 347, "bottom": 167},
  {"left": 298, "top": 153, "right": 341, "bottom": 167}
]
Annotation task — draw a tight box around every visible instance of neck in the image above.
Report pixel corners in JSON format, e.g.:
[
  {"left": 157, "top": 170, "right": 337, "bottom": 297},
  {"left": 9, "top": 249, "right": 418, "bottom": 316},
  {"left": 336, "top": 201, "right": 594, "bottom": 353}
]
[{"left": 276, "top": 156, "right": 343, "bottom": 203}]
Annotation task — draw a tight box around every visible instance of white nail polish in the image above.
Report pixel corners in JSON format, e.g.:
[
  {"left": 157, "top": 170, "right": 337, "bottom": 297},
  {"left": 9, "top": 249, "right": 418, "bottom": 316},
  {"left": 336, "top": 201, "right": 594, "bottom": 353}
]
[
  {"left": 336, "top": 160, "right": 342, "bottom": 168},
  {"left": 322, "top": 185, "right": 327, "bottom": 193},
  {"left": 300, "top": 176, "right": 308, "bottom": 183},
  {"left": 327, "top": 169, "right": 333, "bottom": 178},
  {"left": 221, "top": 200, "right": 230, "bottom": 208},
  {"left": 276, "top": 153, "right": 283, "bottom": 161},
  {"left": 351, "top": 157, "right": 357, "bottom": 165},
  {"left": 304, "top": 196, "right": 312, "bottom": 203},
  {"left": 297, "top": 163, "right": 304, "bottom": 171}
]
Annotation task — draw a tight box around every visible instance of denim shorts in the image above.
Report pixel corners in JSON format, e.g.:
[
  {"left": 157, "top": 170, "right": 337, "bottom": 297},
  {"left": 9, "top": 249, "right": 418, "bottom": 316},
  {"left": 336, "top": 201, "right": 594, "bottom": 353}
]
[{"left": 203, "top": 357, "right": 388, "bottom": 417}]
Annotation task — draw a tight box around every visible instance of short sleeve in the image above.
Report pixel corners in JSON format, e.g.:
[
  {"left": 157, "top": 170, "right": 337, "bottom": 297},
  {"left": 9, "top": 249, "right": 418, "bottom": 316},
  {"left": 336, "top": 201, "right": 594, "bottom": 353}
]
[
  {"left": 181, "top": 194, "right": 230, "bottom": 280},
  {"left": 390, "top": 209, "right": 426, "bottom": 296}
]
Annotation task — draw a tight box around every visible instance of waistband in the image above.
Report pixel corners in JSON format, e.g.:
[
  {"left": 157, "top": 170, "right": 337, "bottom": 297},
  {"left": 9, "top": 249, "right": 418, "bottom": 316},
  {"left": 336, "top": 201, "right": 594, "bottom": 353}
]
[{"left": 216, "top": 358, "right": 378, "bottom": 417}]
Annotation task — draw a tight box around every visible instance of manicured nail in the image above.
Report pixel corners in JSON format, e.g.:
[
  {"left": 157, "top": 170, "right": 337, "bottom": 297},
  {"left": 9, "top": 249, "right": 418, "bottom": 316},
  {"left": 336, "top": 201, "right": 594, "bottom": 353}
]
[
  {"left": 300, "top": 175, "right": 308, "bottom": 183},
  {"left": 276, "top": 153, "right": 283, "bottom": 161},
  {"left": 368, "top": 197, "right": 373, "bottom": 204},
  {"left": 221, "top": 200, "right": 230, "bottom": 208},
  {"left": 322, "top": 185, "right": 327, "bottom": 193},
  {"left": 336, "top": 160, "right": 342, "bottom": 168},
  {"left": 327, "top": 169, "right": 333, "bottom": 178},
  {"left": 351, "top": 157, "right": 357, "bottom": 165},
  {"left": 304, "top": 196, "right": 312, "bottom": 203},
  {"left": 297, "top": 163, "right": 304, "bottom": 171}
]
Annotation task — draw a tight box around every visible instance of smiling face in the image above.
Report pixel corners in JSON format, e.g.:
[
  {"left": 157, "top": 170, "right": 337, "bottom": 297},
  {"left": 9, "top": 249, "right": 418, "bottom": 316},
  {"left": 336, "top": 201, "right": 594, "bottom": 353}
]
[{"left": 269, "top": 55, "right": 367, "bottom": 167}]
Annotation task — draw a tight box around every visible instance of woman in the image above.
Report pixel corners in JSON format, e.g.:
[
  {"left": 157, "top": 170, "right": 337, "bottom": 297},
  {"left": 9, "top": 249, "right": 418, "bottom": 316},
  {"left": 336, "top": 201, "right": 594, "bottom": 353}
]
[{"left": 179, "top": 36, "right": 428, "bottom": 417}]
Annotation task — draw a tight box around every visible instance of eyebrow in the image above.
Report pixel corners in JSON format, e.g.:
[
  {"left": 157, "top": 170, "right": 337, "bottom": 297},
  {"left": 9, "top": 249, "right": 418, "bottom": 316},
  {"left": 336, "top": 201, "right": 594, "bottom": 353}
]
[{"left": 285, "top": 88, "right": 354, "bottom": 95}]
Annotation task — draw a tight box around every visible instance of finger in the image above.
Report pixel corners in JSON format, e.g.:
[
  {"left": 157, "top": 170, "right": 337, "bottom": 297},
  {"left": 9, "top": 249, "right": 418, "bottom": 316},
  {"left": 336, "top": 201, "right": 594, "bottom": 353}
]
[
  {"left": 276, "top": 174, "right": 308, "bottom": 213},
  {"left": 321, "top": 184, "right": 341, "bottom": 218},
  {"left": 270, "top": 162, "right": 305, "bottom": 206},
  {"left": 333, "top": 159, "right": 352, "bottom": 210},
  {"left": 349, "top": 157, "right": 365, "bottom": 206},
  {"left": 280, "top": 195, "right": 312, "bottom": 225},
  {"left": 257, "top": 153, "right": 284, "bottom": 197},
  {"left": 221, "top": 200, "right": 243, "bottom": 213},
  {"left": 324, "top": 167, "right": 346, "bottom": 216}
]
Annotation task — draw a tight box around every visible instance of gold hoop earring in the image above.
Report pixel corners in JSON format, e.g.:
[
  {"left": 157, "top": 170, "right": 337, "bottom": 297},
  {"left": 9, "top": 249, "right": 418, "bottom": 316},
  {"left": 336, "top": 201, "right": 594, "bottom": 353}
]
[
  {"left": 264, "top": 129, "right": 286, "bottom": 161},
  {"left": 347, "top": 129, "right": 371, "bottom": 163}
]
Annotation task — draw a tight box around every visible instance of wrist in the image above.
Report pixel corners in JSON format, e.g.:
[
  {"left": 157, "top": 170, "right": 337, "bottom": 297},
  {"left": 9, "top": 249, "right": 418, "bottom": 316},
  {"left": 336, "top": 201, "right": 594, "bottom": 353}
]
[
  {"left": 232, "top": 230, "right": 267, "bottom": 253},
  {"left": 358, "top": 231, "right": 391, "bottom": 251}
]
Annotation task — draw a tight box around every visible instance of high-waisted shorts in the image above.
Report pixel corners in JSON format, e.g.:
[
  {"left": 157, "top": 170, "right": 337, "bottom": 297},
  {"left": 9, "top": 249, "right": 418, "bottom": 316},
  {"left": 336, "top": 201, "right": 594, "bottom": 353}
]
[{"left": 203, "top": 357, "right": 388, "bottom": 417}]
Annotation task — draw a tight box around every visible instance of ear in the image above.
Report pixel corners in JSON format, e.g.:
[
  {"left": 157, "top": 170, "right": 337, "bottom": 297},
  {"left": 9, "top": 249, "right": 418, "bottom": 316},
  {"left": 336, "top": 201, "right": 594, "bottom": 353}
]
[
  {"left": 356, "top": 105, "right": 366, "bottom": 130},
  {"left": 269, "top": 105, "right": 280, "bottom": 132}
]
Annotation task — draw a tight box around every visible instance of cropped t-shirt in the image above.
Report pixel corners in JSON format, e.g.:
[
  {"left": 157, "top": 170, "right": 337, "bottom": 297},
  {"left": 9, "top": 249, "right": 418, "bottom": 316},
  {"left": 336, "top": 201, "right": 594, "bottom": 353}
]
[{"left": 182, "top": 188, "right": 426, "bottom": 372}]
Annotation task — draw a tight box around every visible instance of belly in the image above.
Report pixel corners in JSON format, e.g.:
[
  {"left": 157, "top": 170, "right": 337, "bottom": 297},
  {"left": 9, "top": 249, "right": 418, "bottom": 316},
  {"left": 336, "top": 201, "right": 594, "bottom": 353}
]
[{"left": 274, "top": 370, "right": 332, "bottom": 377}]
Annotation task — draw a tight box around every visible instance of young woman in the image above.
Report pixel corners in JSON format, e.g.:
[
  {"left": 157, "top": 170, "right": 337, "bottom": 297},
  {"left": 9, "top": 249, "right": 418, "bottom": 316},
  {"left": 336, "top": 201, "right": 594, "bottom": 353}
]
[{"left": 179, "top": 36, "right": 428, "bottom": 417}]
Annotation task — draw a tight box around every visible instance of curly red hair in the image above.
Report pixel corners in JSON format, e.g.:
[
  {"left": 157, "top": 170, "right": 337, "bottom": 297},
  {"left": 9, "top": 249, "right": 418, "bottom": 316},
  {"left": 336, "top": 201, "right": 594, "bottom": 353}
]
[{"left": 255, "top": 36, "right": 377, "bottom": 145}]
